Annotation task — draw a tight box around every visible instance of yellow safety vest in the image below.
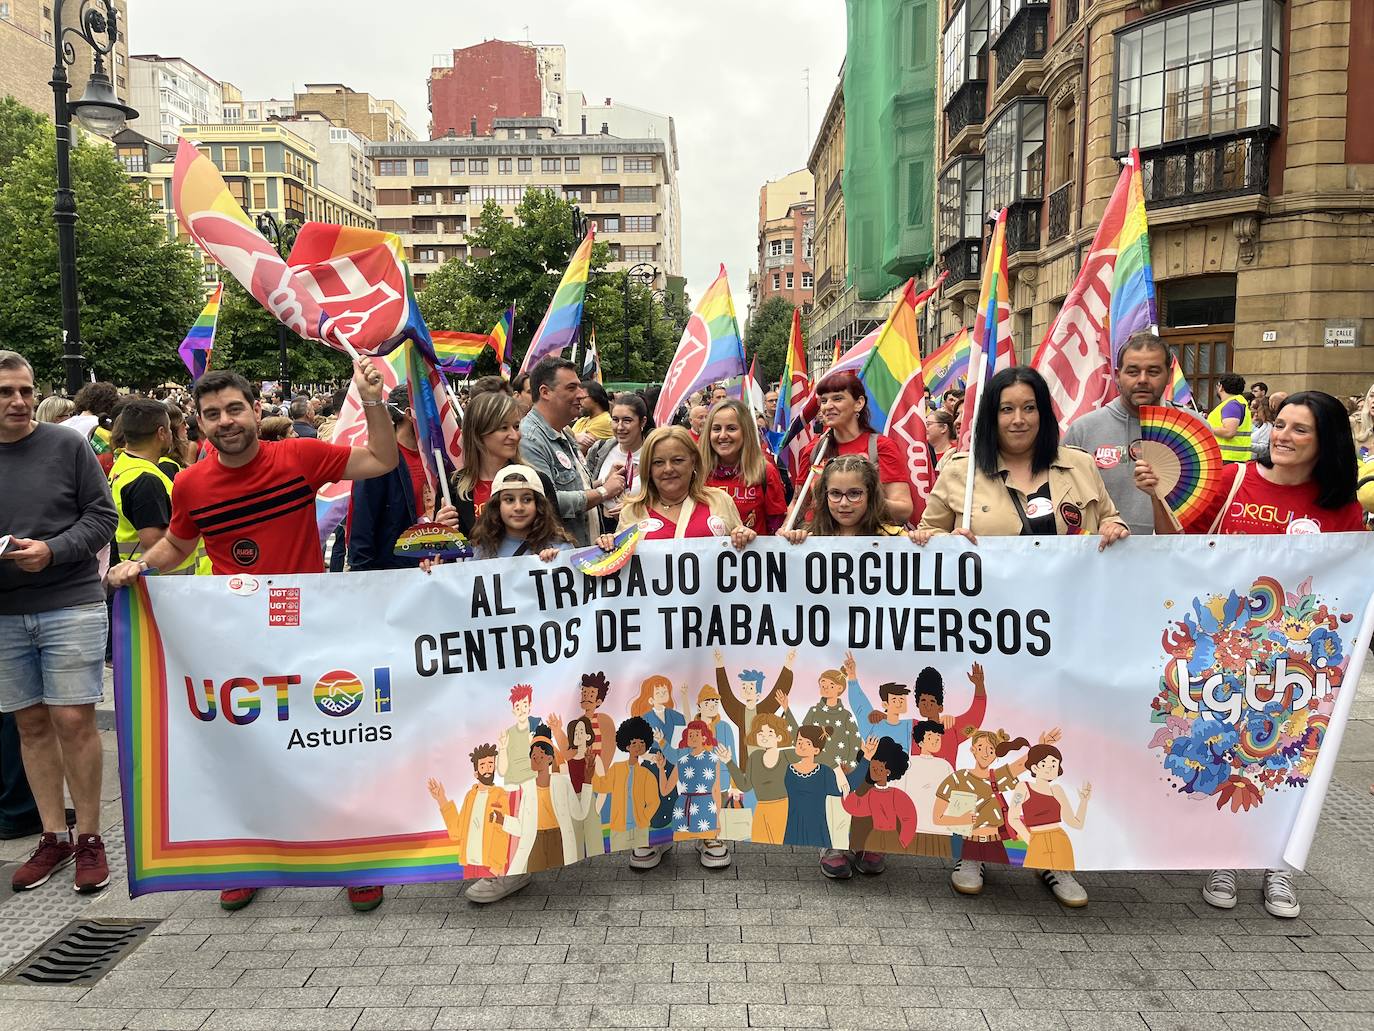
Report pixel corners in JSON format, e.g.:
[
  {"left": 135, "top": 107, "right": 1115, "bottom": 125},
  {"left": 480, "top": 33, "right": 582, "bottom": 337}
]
[
  {"left": 109, "top": 452, "right": 206, "bottom": 575},
  {"left": 1207, "top": 396, "right": 1253, "bottom": 464}
]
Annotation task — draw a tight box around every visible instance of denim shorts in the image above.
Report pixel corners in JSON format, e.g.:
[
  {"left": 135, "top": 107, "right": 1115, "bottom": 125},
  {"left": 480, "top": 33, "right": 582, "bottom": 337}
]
[{"left": 0, "top": 602, "right": 108, "bottom": 712}]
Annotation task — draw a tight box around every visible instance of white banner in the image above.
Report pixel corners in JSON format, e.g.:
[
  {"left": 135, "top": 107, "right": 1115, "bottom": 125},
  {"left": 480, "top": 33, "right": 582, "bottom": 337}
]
[{"left": 113, "top": 536, "right": 1374, "bottom": 893}]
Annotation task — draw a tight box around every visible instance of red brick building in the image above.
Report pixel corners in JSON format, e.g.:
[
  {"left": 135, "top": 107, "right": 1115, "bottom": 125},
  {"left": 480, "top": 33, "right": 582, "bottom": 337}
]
[
  {"left": 429, "top": 40, "right": 541, "bottom": 139},
  {"left": 751, "top": 169, "right": 816, "bottom": 318}
]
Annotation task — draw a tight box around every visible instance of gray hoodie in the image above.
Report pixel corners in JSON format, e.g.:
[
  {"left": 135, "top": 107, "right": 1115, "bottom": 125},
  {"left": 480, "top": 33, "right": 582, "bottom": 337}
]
[{"left": 1061, "top": 398, "right": 1157, "bottom": 535}]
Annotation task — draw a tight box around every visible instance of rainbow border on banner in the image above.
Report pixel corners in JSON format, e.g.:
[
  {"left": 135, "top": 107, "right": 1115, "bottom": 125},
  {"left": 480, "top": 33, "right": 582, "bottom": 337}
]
[{"left": 113, "top": 583, "right": 471, "bottom": 894}]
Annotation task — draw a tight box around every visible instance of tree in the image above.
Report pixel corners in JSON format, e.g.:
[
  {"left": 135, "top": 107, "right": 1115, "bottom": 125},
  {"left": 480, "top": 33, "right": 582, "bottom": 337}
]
[
  {"left": 0, "top": 105, "right": 204, "bottom": 389},
  {"left": 210, "top": 278, "right": 352, "bottom": 387},
  {"left": 745, "top": 296, "right": 800, "bottom": 388},
  {"left": 418, "top": 189, "right": 691, "bottom": 385}
]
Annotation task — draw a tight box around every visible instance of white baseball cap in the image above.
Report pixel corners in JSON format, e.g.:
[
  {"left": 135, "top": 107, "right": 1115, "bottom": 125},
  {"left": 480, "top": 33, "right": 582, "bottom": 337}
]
[{"left": 490, "top": 464, "right": 545, "bottom": 496}]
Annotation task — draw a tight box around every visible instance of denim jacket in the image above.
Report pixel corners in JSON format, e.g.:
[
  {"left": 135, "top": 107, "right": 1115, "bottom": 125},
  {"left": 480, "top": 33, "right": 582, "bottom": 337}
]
[{"left": 519, "top": 407, "right": 596, "bottom": 546}]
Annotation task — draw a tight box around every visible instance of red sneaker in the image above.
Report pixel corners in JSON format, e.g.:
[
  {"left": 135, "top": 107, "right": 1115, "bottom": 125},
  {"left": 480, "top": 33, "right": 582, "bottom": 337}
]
[
  {"left": 347, "top": 885, "right": 384, "bottom": 912},
  {"left": 219, "top": 887, "right": 258, "bottom": 911},
  {"left": 73, "top": 834, "right": 110, "bottom": 894},
  {"left": 11, "top": 832, "right": 74, "bottom": 891}
]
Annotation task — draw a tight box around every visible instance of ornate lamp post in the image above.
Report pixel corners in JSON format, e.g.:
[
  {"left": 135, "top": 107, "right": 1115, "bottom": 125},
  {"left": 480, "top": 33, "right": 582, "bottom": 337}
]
[
  {"left": 254, "top": 212, "right": 299, "bottom": 398},
  {"left": 622, "top": 262, "right": 658, "bottom": 380},
  {"left": 50, "top": 0, "right": 137, "bottom": 394}
]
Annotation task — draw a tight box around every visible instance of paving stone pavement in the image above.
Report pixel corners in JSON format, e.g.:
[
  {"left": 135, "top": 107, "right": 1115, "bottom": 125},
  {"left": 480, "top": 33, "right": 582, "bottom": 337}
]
[{"left": 0, "top": 671, "right": 1371, "bottom": 1031}]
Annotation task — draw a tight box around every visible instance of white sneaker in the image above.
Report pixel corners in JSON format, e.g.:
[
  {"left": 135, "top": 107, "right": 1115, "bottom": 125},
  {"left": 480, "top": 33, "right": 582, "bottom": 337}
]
[
  {"left": 464, "top": 874, "right": 531, "bottom": 904},
  {"left": 1202, "top": 868, "right": 1238, "bottom": 910},
  {"left": 628, "top": 843, "right": 673, "bottom": 870},
  {"left": 697, "top": 839, "right": 731, "bottom": 869},
  {"left": 1040, "top": 869, "right": 1088, "bottom": 907},
  {"left": 1263, "top": 869, "right": 1300, "bottom": 919},
  {"left": 951, "top": 859, "right": 984, "bottom": 895}
]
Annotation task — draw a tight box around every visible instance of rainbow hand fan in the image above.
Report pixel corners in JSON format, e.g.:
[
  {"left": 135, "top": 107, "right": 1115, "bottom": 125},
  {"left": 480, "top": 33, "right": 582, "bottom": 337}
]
[
  {"left": 394, "top": 521, "right": 472, "bottom": 561},
  {"left": 1136, "top": 405, "right": 1227, "bottom": 533},
  {"left": 571, "top": 524, "right": 644, "bottom": 577}
]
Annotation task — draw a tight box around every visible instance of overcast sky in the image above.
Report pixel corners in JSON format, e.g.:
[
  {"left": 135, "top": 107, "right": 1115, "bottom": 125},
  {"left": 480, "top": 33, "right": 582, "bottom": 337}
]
[{"left": 130, "top": 1, "right": 847, "bottom": 325}]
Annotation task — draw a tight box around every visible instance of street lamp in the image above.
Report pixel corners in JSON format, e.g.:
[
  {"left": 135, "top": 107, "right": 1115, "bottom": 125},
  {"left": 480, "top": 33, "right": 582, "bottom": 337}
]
[
  {"left": 622, "top": 262, "right": 658, "bottom": 380},
  {"left": 255, "top": 212, "right": 299, "bottom": 398},
  {"left": 50, "top": 0, "right": 137, "bottom": 395}
]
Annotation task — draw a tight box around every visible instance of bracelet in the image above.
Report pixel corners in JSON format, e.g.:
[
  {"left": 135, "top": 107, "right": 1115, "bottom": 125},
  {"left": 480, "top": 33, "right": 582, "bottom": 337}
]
[{"left": 360, "top": 398, "right": 386, "bottom": 407}]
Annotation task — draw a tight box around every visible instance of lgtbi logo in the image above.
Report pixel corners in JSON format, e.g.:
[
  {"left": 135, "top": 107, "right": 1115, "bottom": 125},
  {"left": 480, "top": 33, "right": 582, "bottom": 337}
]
[{"left": 313, "top": 670, "right": 364, "bottom": 717}]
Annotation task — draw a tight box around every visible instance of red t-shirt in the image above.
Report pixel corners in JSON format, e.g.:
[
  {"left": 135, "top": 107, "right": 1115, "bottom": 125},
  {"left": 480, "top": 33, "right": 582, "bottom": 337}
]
[
  {"left": 170, "top": 438, "right": 351, "bottom": 574},
  {"left": 706, "top": 461, "right": 786, "bottom": 531},
  {"left": 1214, "top": 463, "right": 1365, "bottom": 535},
  {"left": 398, "top": 444, "right": 427, "bottom": 514},
  {"left": 641, "top": 502, "right": 725, "bottom": 540},
  {"left": 472, "top": 480, "right": 493, "bottom": 521},
  {"left": 800, "top": 431, "right": 907, "bottom": 486}
]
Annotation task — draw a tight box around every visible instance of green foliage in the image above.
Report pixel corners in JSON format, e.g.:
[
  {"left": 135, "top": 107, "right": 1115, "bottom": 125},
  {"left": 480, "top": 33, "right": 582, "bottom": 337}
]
[
  {"left": 210, "top": 277, "right": 352, "bottom": 387},
  {"left": 0, "top": 105, "right": 204, "bottom": 389},
  {"left": 417, "top": 189, "right": 690, "bottom": 383},
  {"left": 745, "top": 295, "right": 800, "bottom": 387}
]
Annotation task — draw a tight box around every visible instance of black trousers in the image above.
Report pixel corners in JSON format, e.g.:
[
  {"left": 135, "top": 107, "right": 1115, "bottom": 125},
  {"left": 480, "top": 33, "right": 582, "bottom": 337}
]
[{"left": 0, "top": 712, "right": 39, "bottom": 833}]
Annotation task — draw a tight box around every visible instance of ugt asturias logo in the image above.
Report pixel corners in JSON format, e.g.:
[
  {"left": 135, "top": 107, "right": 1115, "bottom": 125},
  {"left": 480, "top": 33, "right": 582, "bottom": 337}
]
[
  {"left": 1147, "top": 576, "right": 1353, "bottom": 812},
  {"left": 184, "top": 667, "right": 394, "bottom": 751}
]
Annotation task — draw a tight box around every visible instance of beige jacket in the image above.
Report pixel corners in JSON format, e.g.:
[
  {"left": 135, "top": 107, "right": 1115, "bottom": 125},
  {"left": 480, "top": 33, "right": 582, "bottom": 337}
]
[{"left": 919, "top": 447, "right": 1126, "bottom": 537}]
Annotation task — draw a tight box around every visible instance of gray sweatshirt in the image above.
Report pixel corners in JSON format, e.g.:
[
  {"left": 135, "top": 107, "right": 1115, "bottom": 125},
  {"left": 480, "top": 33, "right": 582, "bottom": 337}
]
[
  {"left": 1061, "top": 398, "right": 1157, "bottom": 536},
  {"left": 0, "top": 423, "right": 118, "bottom": 615}
]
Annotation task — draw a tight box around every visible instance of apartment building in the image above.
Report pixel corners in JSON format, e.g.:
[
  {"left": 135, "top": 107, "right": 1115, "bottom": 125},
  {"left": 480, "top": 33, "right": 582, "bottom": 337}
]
[
  {"left": 220, "top": 82, "right": 294, "bottom": 123},
  {"left": 428, "top": 39, "right": 567, "bottom": 137},
  {"left": 370, "top": 117, "right": 683, "bottom": 291},
  {"left": 127, "top": 54, "right": 222, "bottom": 146},
  {"left": 293, "top": 83, "right": 415, "bottom": 143},
  {"left": 935, "top": 0, "right": 1374, "bottom": 398},
  {"left": 0, "top": 0, "right": 130, "bottom": 118},
  {"left": 278, "top": 116, "right": 375, "bottom": 216},
  {"left": 751, "top": 170, "right": 816, "bottom": 319}
]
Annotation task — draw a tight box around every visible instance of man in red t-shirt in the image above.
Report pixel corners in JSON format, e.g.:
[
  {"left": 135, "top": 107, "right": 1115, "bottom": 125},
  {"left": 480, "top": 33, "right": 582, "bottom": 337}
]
[{"left": 107, "top": 362, "right": 397, "bottom": 914}]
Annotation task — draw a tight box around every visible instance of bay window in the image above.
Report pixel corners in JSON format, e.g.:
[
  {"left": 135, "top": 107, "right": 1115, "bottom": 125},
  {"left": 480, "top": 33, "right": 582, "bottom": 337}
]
[{"left": 985, "top": 98, "right": 1046, "bottom": 211}]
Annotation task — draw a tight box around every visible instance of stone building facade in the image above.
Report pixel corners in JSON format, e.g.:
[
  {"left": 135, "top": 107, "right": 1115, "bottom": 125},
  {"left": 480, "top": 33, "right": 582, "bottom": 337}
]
[
  {"left": 935, "top": 0, "right": 1374, "bottom": 401},
  {"left": 749, "top": 169, "right": 816, "bottom": 321}
]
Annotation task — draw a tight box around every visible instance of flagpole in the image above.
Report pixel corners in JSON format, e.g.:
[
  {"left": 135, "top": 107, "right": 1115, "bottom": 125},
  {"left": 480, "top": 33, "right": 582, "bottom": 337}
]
[
  {"left": 781, "top": 430, "right": 833, "bottom": 533},
  {"left": 960, "top": 347, "right": 987, "bottom": 533}
]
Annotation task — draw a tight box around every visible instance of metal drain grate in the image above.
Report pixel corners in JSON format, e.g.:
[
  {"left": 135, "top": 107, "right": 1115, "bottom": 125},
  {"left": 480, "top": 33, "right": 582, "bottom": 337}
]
[{"left": 2, "top": 918, "right": 158, "bottom": 985}]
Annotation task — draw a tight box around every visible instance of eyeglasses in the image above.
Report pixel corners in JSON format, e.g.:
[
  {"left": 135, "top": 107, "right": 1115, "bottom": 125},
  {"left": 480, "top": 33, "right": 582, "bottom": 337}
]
[{"left": 825, "top": 488, "right": 868, "bottom": 503}]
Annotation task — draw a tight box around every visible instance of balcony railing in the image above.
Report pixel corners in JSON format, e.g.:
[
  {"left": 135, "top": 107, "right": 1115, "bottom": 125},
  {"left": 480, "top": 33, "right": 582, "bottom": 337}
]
[
  {"left": 944, "top": 80, "right": 988, "bottom": 141},
  {"left": 1138, "top": 132, "right": 1272, "bottom": 209},
  {"left": 941, "top": 238, "right": 982, "bottom": 285},
  {"left": 1005, "top": 202, "right": 1042, "bottom": 255},
  {"left": 993, "top": 4, "right": 1050, "bottom": 88},
  {"left": 764, "top": 253, "right": 792, "bottom": 269},
  {"left": 816, "top": 268, "right": 834, "bottom": 297},
  {"left": 826, "top": 172, "right": 842, "bottom": 208},
  {"left": 1047, "top": 181, "right": 1072, "bottom": 243}
]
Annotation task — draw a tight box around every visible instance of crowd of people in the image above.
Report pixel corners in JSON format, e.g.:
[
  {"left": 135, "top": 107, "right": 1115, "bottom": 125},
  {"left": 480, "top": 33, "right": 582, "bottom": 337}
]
[{"left": 0, "top": 331, "right": 1370, "bottom": 922}]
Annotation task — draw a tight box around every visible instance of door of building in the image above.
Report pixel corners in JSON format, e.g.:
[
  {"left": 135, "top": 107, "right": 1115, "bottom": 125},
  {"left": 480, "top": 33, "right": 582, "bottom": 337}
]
[{"left": 1161, "top": 325, "right": 1234, "bottom": 411}]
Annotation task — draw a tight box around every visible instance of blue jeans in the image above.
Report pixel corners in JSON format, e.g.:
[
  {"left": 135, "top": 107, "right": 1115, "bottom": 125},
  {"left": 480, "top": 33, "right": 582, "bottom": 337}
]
[{"left": 0, "top": 603, "right": 108, "bottom": 712}]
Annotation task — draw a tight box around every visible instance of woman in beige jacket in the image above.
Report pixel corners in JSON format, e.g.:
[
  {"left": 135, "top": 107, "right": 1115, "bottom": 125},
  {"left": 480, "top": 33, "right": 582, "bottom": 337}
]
[{"left": 913, "top": 367, "right": 1130, "bottom": 549}]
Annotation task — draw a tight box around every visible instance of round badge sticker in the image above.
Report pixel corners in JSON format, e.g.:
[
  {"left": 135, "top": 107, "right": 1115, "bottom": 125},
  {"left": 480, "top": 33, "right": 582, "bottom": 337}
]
[
  {"left": 555, "top": 451, "right": 574, "bottom": 469},
  {"left": 1094, "top": 446, "right": 1122, "bottom": 470},
  {"left": 1059, "top": 502, "right": 1084, "bottom": 530},
  {"left": 639, "top": 517, "right": 664, "bottom": 533},
  {"left": 1287, "top": 517, "right": 1321, "bottom": 535},
  {"left": 1024, "top": 497, "right": 1054, "bottom": 520},
  {"left": 227, "top": 575, "right": 259, "bottom": 596},
  {"left": 707, "top": 515, "right": 729, "bottom": 537},
  {"left": 1127, "top": 439, "right": 1144, "bottom": 462},
  {"left": 231, "top": 538, "right": 260, "bottom": 567}
]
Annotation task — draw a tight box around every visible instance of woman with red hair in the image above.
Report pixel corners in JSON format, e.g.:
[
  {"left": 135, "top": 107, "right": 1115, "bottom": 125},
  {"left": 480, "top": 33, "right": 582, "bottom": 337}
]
[
  {"left": 798, "top": 370, "right": 915, "bottom": 523},
  {"left": 649, "top": 719, "right": 732, "bottom": 869}
]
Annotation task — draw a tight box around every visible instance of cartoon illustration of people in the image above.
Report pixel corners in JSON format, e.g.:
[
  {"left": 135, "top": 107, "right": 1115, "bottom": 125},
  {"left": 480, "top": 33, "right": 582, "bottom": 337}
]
[
  {"left": 801, "top": 658, "right": 864, "bottom": 773},
  {"left": 497, "top": 725, "right": 594, "bottom": 876},
  {"left": 496, "top": 684, "right": 541, "bottom": 787},
  {"left": 550, "top": 671, "right": 616, "bottom": 769},
  {"left": 651, "top": 719, "right": 732, "bottom": 867},
  {"left": 712, "top": 649, "right": 795, "bottom": 771},
  {"left": 554, "top": 715, "right": 604, "bottom": 858},
  {"left": 783, "top": 726, "right": 875, "bottom": 848},
  {"left": 914, "top": 663, "right": 988, "bottom": 766},
  {"left": 592, "top": 716, "right": 660, "bottom": 856},
  {"left": 1009, "top": 744, "right": 1092, "bottom": 873},
  {"left": 934, "top": 727, "right": 1061, "bottom": 896},
  {"left": 841, "top": 737, "right": 917, "bottom": 854},
  {"left": 694, "top": 684, "right": 735, "bottom": 795},
  {"left": 427, "top": 744, "right": 509, "bottom": 876},
  {"left": 629, "top": 675, "right": 685, "bottom": 760},
  {"left": 845, "top": 654, "right": 915, "bottom": 763},
  {"left": 716, "top": 711, "right": 798, "bottom": 844},
  {"left": 905, "top": 720, "right": 956, "bottom": 859}
]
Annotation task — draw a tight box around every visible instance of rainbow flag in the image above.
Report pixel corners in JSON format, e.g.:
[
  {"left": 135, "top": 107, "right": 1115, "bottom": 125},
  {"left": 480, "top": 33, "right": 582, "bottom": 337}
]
[
  {"left": 582, "top": 327, "right": 602, "bottom": 384},
  {"left": 405, "top": 338, "right": 461, "bottom": 494},
  {"left": 520, "top": 226, "right": 595, "bottom": 374},
  {"left": 856, "top": 273, "right": 945, "bottom": 434},
  {"left": 831, "top": 338, "right": 842, "bottom": 366},
  {"left": 773, "top": 307, "right": 809, "bottom": 436},
  {"left": 177, "top": 282, "right": 222, "bottom": 381},
  {"left": 960, "top": 209, "right": 1015, "bottom": 447},
  {"left": 1168, "top": 355, "right": 1194, "bottom": 407},
  {"left": 924, "top": 328, "right": 971, "bottom": 400},
  {"left": 1110, "top": 149, "right": 1159, "bottom": 358},
  {"left": 653, "top": 265, "right": 746, "bottom": 426},
  {"left": 430, "top": 331, "right": 489, "bottom": 376},
  {"left": 491, "top": 304, "right": 515, "bottom": 381}
]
